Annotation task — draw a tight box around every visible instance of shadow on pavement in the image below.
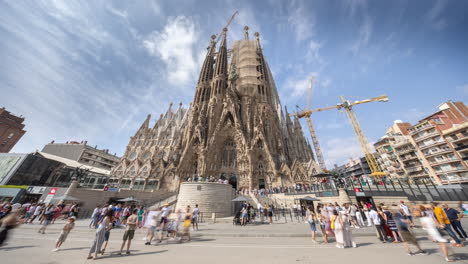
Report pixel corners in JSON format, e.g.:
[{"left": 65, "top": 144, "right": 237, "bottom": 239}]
[
  {"left": 97, "top": 250, "right": 168, "bottom": 259},
  {"left": 60, "top": 247, "right": 89, "bottom": 251},
  {"left": 0, "top": 245, "right": 36, "bottom": 251}
]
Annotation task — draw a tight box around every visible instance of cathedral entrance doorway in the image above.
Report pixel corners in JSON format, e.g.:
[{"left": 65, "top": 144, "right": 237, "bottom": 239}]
[{"left": 259, "top": 179, "right": 266, "bottom": 189}]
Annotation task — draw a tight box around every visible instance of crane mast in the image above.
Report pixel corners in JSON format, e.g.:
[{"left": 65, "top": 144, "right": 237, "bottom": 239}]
[
  {"left": 303, "top": 77, "right": 326, "bottom": 171},
  {"left": 341, "top": 96, "right": 384, "bottom": 176}
]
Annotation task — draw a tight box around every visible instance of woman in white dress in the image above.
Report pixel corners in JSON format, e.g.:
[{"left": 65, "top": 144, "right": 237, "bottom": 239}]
[
  {"left": 332, "top": 209, "right": 344, "bottom": 248},
  {"left": 341, "top": 205, "right": 357, "bottom": 248}
]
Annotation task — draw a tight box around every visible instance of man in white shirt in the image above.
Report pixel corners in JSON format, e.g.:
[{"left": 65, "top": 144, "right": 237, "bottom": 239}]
[
  {"left": 158, "top": 204, "right": 172, "bottom": 242},
  {"left": 369, "top": 207, "right": 387, "bottom": 242},
  {"left": 29, "top": 204, "right": 43, "bottom": 223},
  {"left": 399, "top": 201, "right": 414, "bottom": 227}
]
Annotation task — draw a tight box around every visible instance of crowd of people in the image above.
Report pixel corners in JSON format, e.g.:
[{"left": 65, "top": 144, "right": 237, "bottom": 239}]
[
  {"left": 1, "top": 198, "right": 468, "bottom": 262},
  {"left": 0, "top": 201, "right": 80, "bottom": 246},
  {"left": 186, "top": 176, "right": 230, "bottom": 184}
]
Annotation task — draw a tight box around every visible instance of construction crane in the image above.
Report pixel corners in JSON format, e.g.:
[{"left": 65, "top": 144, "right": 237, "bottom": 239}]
[
  {"left": 294, "top": 76, "right": 327, "bottom": 172},
  {"left": 216, "top": 11, "right": 239, "bottom": 44},
  {"left": 291, "top": 94, "right": 389, "bottom": 177}
]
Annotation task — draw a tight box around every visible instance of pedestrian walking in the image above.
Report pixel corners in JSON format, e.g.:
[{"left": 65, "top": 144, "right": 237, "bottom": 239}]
[
  {"left": 420, "top": 205, "right": 454, "bottom": 262},
  {"left": 118, "top": 208, "right": 138, "bottom": 255},
  {"left": 306, "top": 207, "right": 317, "bottom": 243},
  {"left": 369, "top": 207, "right": 388, "bottom": 242},
  {"left": 394, "top": 210, "right": 427, "bottom": 256},
  {"left": 0, "top": 205, "right": 24, "bottom": 247},
  {"left": 192, "top": 204, "right": 200, "bottom": 231},
  {"left": 399, "top": 201, "right": 414, "bottom": 227},
  {"left": 137, "top": 206, "right": 145, "bottom": 228},
  {"left": 29, "top": 203, "right": 43, "bottom": 224},
  {"left": 382, "top": 206, "right": 402, "bottom": 242},
  {"left": 53, "top": 216, "right": 75, "bottom": 251},
  {"left": 432, "top": 202, "right": 464, "bottom": 247},
  {"left": 89, "top": 205, "right": 100, "bottom": 228},
  {"left": 87, "top": 209, "right": 113, "bottom": 260},
  {"left": 443, "top": 203, "right": 467, "bottom": 241},
  {"left": 38, "top": 204, "right": 55, "bottom": 234},
  {"left": 145, "top": 208, "right": 162, "bottom": 245}
]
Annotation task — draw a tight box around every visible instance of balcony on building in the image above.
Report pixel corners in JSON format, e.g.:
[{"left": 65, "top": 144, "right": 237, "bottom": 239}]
[
  {"left": 429, "top": 157, "right": 461, "bottom": 166},
  {"left": 413, "top": 129, "right": 439, "bottom": 143},
  {"left": 409, "top": 121, "right": 434, "bottom": 135},
  {"left": 424, "top": 148, "right": 452, "bottom": 158},
  {"left": 400, "top": 154, "right": 419, "bottom": 161},
  {"left": 405, "top": 164, "right": 424, "bottom": 173},
  {"left": 455, "top": 144, "right": 468, "bottom": 152},
  {"left": 419, "top": 140, "right": 447, "bottom": 150},
  {"left": 395, "top": 147, "right": 416, "bottom": 155}
]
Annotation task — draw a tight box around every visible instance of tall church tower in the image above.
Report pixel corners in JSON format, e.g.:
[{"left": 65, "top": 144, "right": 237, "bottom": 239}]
[{"left": 177, "top": 27, "right": 316, "bottom": 191}]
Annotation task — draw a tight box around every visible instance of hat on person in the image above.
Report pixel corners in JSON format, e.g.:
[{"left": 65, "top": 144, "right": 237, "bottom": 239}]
[
  {"left": 164, "top": 203, "right": 169, "bottom": 206},
  {"left": 400, "top": 201, "right": 404, "bottom": 203},
  {"left": 12, "top": 203, "right": 22, "bottom": 210},
  {"left": 69, "top": 216, "right": 76, "bottom": 221}
]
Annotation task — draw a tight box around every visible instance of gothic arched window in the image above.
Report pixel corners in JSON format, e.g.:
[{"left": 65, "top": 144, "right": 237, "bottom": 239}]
[{"left": 222, "top": 139, "right": 237, "bottom": 168}]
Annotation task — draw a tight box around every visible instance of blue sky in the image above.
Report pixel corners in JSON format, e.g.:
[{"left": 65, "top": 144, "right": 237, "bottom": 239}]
[{"left": 1, "top": 0, "right": 467, "bottom": 167}]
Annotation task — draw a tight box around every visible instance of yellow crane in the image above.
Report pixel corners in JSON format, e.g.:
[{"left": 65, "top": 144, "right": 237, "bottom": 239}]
[
  {"left": 292, "top": 93, "right": 389, "bottom": 177},
  {"left": 294, "top": 76, "right": 327, "bottom": 171}
]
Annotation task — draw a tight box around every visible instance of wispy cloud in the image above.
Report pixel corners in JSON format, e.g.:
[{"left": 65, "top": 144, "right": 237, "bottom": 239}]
[
  {"left": 350, "top": 15, "right": 373, "bottom": 54},
  {"left": 425, "top": 0, "right": 448, "bottom": 30},
  {"left": 287, "top": 0, "right": 316, "bottom": 42}
]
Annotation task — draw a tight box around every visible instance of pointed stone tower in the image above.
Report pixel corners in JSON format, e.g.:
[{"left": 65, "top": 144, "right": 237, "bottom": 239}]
[
  {"left": 112, "top": 27, "right": 319, "bottom": 193},
  {"left": 176, "top": 27, "right": 317, "bottom": 191}
]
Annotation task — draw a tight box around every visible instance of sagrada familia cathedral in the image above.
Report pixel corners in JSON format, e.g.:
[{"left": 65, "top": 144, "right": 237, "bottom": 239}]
[{"left": 111, "top": 27, "right": 321, "bottom": 192}]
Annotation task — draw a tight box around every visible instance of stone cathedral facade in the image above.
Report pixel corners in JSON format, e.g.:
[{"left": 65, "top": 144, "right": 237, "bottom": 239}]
[{"left": 111, "top": 27, "right": 321, "bottom": 192}]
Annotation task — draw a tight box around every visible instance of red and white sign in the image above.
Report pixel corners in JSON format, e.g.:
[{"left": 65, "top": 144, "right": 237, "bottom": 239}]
[
  {"left": 44, "top": 187, "right": 58, "bottom": 204},
  {"left": 48, "top": 187, "right": 58, "bottom": 195}
]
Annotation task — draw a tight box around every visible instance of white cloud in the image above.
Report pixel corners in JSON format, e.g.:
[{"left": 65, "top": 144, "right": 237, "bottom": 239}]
[
  {"left": 425, "top": 0, "right": 448, "bottom": 31},
  {"left": 350, "top": 15, "right": 373, "bottom": 54},
  {"left": 306, "top": 40, "right": 323, "bottom": 64},
  {"left": 324, "top": 137, "right": 363, "bottom": 168},
  {"left": 143, "top": 16, "right": 200, "bottom": 86},
  {"left": 287, "top": 1, "right": 316, "bottom": 42}
]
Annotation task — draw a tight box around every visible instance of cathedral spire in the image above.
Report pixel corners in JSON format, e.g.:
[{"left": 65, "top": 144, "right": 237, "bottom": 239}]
[
  {"left": 139, "top": 114, "right": 151, "bottom": 130},
  {"left": 197, "top": 35, "right": 217, "bottom": 84},
  {"left": 254, "top": 32, "right": 261, "bottom": 49},
  {"left": 214, "top": 28, "right": 228, "bottom": 77},
  {"left": 244, "top": 26, "right": 249, "bottom": 40}
]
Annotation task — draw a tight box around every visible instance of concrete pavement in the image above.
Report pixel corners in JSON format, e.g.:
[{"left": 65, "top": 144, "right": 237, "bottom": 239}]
[{"left": 2, "top": 219, "right": 468, "bottom": 264}]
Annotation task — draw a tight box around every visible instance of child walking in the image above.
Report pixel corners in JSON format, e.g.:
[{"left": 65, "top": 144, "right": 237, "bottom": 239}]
[{"left": 53, "top": 216, "right": 76, "bottom": 251}]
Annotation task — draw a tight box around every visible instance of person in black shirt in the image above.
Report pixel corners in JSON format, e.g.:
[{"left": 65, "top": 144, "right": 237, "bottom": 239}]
[
  {"left": 394, "top": 210, "right": 427, "bottom": 256},
  {"left": 443, "top": 204, "right": 467, "bottom": 241}
]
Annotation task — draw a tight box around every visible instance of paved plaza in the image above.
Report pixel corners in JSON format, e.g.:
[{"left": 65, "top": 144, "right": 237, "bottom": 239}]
[{"left": 2, "top": 218, "right": 468, "bottom": 264}]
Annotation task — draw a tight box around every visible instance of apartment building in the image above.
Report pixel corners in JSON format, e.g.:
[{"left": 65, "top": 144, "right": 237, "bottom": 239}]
[
  {"left": 374, "top": 122, "right": 412, "bottom": 178},
  {"left": 408, "top": 102, "right": 468, "bottom": 184},
  {"left": 42, "top": 141, "right": 120, "bottom": 171},
  {"left": 443, "top": 123, "right": 468, "bottom": 167}
]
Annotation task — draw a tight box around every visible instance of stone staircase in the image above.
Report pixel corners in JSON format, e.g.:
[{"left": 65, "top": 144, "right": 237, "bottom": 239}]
[{"left": 148, "top": 192, "right": 178, "bottom": 209}]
